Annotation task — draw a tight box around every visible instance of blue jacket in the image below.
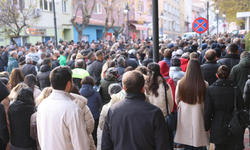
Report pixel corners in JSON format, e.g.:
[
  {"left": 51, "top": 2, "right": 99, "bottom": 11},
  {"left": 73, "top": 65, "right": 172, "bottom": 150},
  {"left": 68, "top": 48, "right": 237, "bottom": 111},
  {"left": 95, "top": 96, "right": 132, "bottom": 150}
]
[
  {"left": 79, "top": 84, "right": 102, "bottom": 119},
  {"left": 163, "top": 57, "right": 171, "bottom": 67}
]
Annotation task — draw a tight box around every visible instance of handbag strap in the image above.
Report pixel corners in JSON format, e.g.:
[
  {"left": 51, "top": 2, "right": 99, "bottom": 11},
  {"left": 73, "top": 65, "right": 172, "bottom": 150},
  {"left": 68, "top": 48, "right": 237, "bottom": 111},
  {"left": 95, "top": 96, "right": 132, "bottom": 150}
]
[
  {"left": 163, "top": 82, "right": 170, "bottom": 115},
  {"left": 233, "top": 86, "right": 237, "bottom": 111}
]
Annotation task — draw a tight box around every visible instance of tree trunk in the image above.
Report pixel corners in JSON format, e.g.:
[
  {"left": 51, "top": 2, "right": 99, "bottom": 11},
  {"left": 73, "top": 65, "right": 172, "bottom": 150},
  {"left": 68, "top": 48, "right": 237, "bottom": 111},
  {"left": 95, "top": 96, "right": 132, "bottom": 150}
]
[
  {"left": 102, "top": 29, "right": 108, "bottom": 40},
  {"left": 78, "top": 32, "right": 83, "bottom": 42},
  {"left": 114, "top": 32, "right": 119, "bottom": 40},
  {"left": 10, "top": 37, "right": 17, "bottom": 45}
]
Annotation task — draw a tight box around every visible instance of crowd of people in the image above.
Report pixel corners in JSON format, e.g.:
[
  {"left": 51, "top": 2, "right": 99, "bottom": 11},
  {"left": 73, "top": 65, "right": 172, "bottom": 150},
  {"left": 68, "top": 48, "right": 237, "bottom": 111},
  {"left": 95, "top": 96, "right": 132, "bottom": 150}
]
[{"left": 0, "top": 33, "right": 250, "bottom": 150}]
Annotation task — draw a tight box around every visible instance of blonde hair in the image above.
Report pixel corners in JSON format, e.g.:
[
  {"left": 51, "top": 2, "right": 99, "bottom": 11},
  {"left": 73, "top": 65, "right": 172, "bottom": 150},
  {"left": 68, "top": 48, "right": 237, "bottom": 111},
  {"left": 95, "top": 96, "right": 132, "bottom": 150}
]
[
  {"left": 36, "top": 87, "right": 53, "bottom": 106},
  {"left": 9, "top": 83, "right": 28, "bottom": 103}
]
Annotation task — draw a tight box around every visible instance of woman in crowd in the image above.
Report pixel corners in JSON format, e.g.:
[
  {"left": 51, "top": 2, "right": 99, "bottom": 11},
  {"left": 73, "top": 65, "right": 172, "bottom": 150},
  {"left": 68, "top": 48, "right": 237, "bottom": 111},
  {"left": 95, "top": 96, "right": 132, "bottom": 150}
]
[
  {"left": 101, "top": 60, "right": 116, "bottom": 79},
  {"left": 174, "top": 59, "right": 209, "bottom": 150},
  {"left": 24, "top": 74, "right": 41, "bottom": 103},
  {"left": 9, "top": 83, "right": 28, "bottom": 104},
  {"left": 9, "top": 88, "right": 36, "bottom": 150},
  {"left": 79, "top": 76, "right": 102, "bottom": 146},
  {"left": 9, "top": 68, "right": 24, "bottom": 89},
  {"left": 144, "top": 62, "right": 174, "bottom": 149},
  {"left": 204, "top": 65, "right": 245, "bottom": 150}
]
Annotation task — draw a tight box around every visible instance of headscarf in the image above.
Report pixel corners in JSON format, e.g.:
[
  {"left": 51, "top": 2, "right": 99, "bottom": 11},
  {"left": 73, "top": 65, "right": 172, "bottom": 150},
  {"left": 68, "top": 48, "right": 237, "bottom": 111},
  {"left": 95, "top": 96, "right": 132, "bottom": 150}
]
[
  {"left": 105, "top": 67, "right": 118, "bottom": 79},
  {"left": 158, "top": 61, "right": 170, "bottom": 78}
]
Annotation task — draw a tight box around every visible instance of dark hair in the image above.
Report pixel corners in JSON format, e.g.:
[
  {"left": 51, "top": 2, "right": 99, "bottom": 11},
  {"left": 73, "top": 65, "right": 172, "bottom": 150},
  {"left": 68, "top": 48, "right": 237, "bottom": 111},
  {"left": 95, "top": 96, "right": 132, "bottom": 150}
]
[
  {"left": 96, "top": 50, "right": 103, "bottom": 57},
  {"left": 147, "top": 49, "right": 153, "bottom": 57},
  {"left": 205, "top": 49, "right": 217, "bottom": 61},
  {"left": 228, "top": 43, "right": 239, "bottom": 54},
  {"left": 135, "top": 66, "right": 148, "bottom": 75},
  {"left": 178, "top": 59, "right": 206, "bottom": 104},
  {"left": 17, "top": 88, "right": 35, "bottom": 106},
  {"left": 0, "top": 77, "right": 8, "bottom": 85},
  {"left": 214, "top": 48, "right": 221, "bottom": 58},
  {"left": 10, "top": 68, "right": 24, "bottom": 89},
  {"left": 81, "top": 76, "right": 94, "bottom": 86},
  {"left": 50, "top": 66, "right": 72, "bottom": 90},
  {"left": 145, "top": 62, "right": 169, "bottom": 97},
  {"left": 164, "top": 49, "right": 172, "bottom": 58},
  {"left": 71, "top": 84, "right": 80, "bottom": 95},
  {"left": 125, "top": 66, "right": 134, "bottom": 73},
  {"left": 43, "top": 58, "right": 52, "bottom": 65},
  {"left": 190, "top": 52, "right": 198, "bottom": 59},
  {"left": 123, "top": 71, "right": 145, "bottom": 93},
  {"left": 24, "top": 74, "right": 37, "bottom": 90},
  {"left": 104, "top": 55, "right": 110, "bottom": 60},
  {"left": 107, "top": 60, "right": 116, "bottom": 68},
  {"left": 171, "top": 57, "right": 181, "bottom": 66},
  {"left": 217, "top": 65, "right": 230, "bottom": 79},
  {"left": 87, "top": 52, "right": 94, "bottom": 59}
]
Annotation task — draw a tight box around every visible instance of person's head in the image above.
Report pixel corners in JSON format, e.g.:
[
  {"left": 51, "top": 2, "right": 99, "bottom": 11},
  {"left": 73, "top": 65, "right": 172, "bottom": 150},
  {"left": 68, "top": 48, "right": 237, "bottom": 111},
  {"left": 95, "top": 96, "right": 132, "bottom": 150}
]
[
  {"left": 50, "top": 66, "right": 73, "bottom": 92},
  {"left": 9, "top": 83, "right": 28, "bottom": 101},
  {"left": 54, "top": 50, "right": 60, "bottom": 58},
  {"left": 108, "top": 83, "right": 122, "bottom": 96},
  {"left": 233, "top": 38, "right": 241, "bottom": 45},
  {"left": 30, "top": 47, "right": 36, "bottom": 53},
  {"left": 10, "top": 51, "right": 17, "bottom": 59},
  {"left": 123, "top": 71, "right": 145, "bottom": 93},
  {"left": 208, "top": 39, "right": 214, "bottom": 46},
  {"left": 240, "top": 51, "right": 250, "bottom": 59},
  {"left": 124, "top": 66, "right": 134, "bottom": 73},
  {"left": 216, "top": 65, "right": 230, "bottom": 79},
  {"left": 146, "top": 49, "right": 153, "bottom": 58},
  {"left": 117, "top": 57, "right": 125, "bottom": 67},
  {"left": 88, "top": 52, "right": 96, "bottom": 61},
  {"left": 217, "top": 38, "right": 223, "bottom": 44},
  {"left": 158, "top": 61, "right": 170, "bottom": 78},
  {"left": 181, "top": 53, "right": 190, "bottom": 60},
  {"left": 81, "top": 76, "right": 94, "bottom": 86},
  {"left": 10, "top": 68, "right": 24, "bottom": 89},
  {"left": 91, "top": 43, "right": 96, "bottom": 49},
  {"left": 42, "top": 58, "right": 52, "bottom": 68},
  {"left": 96, "top": 50, "right": 104, "bottom": 61},
  {"left": 164, "top": 49, "right": 172, "bottom": 58},
  {"left": 214, "top": 48, "right": 221, "bottom": 59},
  {"left": 36, "top": 87, "right": 53, "bottom": 106},
  {"left": 205, "top": 49, "right": 217, "bottom": 61},
  {"left": 25, "top": 57, "right": 33, "bottom": 64},
  {"left": 145, "top": 62, "right": 168, "bottom": 97},
  {"left": 178, "top": 59, "right": 206, "bottom": 104},
  {"left": 171, "top": 57, "right": 181, "bottom": 67},
  {"left": 190, "top": 52, "right": 198, "bottom": 60},
  {"left": 75, "top": 59, "right": 85, "bottom": 68},
  {"left": 0, "top": 77, "right": 11, "bottom": 91},
  {"left": 0, "top": 81, "right": 9, "bottom": 102},
  {"left": 16, "top": 88, "right": 35, "bottom": 106},
  {"left": 24, "top": 74, "right": 37, "bottom": 90},
  {"left": 40, "top": 52, "right": 46, "bottom": 59},
  {"left": 228, "top": 43, "right": 239, "bottom": 54},
  {"left": 135, "top": 66, "right": 148, "bottom": 75},
  {"left": 105, "top": 67, "right": 118, "bottom": 79}
]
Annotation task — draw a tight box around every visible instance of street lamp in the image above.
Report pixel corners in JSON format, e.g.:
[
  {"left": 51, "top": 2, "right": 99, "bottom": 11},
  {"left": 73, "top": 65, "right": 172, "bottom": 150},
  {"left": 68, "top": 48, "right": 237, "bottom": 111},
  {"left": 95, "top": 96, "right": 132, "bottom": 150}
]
[
  {"left": 124, "top": 3, "right": 130, "bottom": 41},
  {"left": 160, "top": 12, "right": 164, "bottom": 36},
  {"left": 47, "top": 0, "right": 60, "bottom": 49},
  {"left": 222, "top": 11, "right": 226, "bottom": 33},
  {"left": 215, "top": 6, "right": 219, "bottom": 35}
]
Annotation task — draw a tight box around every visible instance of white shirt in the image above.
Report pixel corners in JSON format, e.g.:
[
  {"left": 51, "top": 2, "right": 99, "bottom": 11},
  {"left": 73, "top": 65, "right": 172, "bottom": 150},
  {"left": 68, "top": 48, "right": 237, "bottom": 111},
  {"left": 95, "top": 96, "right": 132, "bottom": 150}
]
[{"left": 37, "top": 90, "right": 90, "bottom": 150}]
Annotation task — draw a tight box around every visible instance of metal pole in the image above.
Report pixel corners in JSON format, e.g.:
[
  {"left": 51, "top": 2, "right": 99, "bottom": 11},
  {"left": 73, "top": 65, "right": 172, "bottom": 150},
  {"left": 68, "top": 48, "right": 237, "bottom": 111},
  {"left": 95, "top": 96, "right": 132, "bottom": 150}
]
[
  {"left": 224, "top": 17, "right": 225, "bottom": 33},
  {"left": 52, "top": 0, "right": 58, "bottom": 49},
  {"left": 207, "top": 2, "right": 209, "bottom": 36},
  {"left": 217, "top": 13, "right": 218, "bottom": 35},
  {"left": 152, "top": 0, "right": 159, "bottom": 62},
  {"left": 127, "top": 7, "right": 129, "bottom": 42},
  {"left": 199, "top": 34, "right": 202, "bottom": 50}
]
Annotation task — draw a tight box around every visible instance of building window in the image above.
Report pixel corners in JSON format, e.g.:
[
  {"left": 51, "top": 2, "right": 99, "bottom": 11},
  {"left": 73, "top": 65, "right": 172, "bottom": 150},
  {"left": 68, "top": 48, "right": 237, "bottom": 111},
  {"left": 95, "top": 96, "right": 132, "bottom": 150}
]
[
  {"left": 62, "top": 0, "right": 68, "bottom": 13},
  {"left": 169, "top": 21, "right": 171, "bottom": 30},
  {"left": 147, "top": 5, "right": 152, "bottom": 15},
  {"left": 138, "top": 1, "right": 144, "bottom": 13},
  {"left": 164, "top": 20, "right": 167, "bottom": 30},
  {"left": 164, "top": 2, "right": 167, "bottom": 11},
  {"left": 40, "top": 0, "right": 53, "bottom": 11},
  {"left": 168, "top": 5, "right": 171, "bottom": 13},
  {"left": 12, "top": 0, "right": 25, "bottom": 9},
  {"left": 94, "top": 3, "right": 102, "bottom": 14}
]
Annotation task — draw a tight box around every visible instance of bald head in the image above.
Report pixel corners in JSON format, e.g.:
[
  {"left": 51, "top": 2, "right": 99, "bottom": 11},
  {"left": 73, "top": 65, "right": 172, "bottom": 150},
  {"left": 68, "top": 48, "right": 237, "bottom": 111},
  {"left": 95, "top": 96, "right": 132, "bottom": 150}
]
[
  {"left": 76, "top": 59, "right": 85, "bottom": 68},
  {"left": 233, "top": 38, "right": 241, "bottom": 45},
  {"left": 205, "top": 49, "right": 217, "bottom": 61}
]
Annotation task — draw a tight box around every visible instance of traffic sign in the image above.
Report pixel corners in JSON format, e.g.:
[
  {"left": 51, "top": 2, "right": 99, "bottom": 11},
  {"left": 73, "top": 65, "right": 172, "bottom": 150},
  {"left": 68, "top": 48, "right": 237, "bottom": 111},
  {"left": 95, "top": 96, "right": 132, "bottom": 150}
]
[
  {"left": 192, "top": 17, "right": 209, "bottom": 34},
  {"left": 223, "top": 24, "right": 226, "bottom": 28}
]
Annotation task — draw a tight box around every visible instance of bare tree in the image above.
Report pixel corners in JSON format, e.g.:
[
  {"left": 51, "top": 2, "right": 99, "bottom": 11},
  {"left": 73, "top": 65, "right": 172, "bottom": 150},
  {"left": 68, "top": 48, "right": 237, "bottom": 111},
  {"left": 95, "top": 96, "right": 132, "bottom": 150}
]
[
  {"left": 112, "top": 4, "right": 126, "bottom": 40},
  {"left": 71, "top": 0, "right": 96, "bottom": 42},
  {"left": 101, "top": 0, "right": 115, "bottom": 40},
  {"left": 0, "top": 0, "right": 38, "bottom": 45}
]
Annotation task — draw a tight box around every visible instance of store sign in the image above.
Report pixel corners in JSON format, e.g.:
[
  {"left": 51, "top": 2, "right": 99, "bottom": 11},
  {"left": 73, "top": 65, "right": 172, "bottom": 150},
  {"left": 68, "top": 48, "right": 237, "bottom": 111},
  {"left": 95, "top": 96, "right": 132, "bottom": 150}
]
[{"left": 25, "top": 28, "right": 46, "bottom": 36}]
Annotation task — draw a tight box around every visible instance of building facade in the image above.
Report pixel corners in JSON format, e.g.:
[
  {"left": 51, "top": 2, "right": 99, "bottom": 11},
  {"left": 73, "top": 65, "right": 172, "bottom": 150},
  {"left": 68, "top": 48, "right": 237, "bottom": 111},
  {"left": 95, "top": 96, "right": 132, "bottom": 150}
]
[
  {"left": 0, "top": 0, "right": 74, "bottom": 46},
  {"left": 179, "top": 0, "right": 185, "bottom": 36},
  {"left": 185, "top": 0, "right": 193, "bottom": 32}
]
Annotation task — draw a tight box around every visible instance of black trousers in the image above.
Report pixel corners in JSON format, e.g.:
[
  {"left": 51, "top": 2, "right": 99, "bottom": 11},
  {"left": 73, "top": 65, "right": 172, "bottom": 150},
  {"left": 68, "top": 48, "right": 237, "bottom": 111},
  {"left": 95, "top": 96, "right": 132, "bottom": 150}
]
[
  {"left": 215, "top": 144, "right": 243, "bottom": 150},
  {"left": 92, "top": 118, "right": 99, "bottom": 146},
  {"left": 0, "top": 140, "right": 7, "bottom": 150}
]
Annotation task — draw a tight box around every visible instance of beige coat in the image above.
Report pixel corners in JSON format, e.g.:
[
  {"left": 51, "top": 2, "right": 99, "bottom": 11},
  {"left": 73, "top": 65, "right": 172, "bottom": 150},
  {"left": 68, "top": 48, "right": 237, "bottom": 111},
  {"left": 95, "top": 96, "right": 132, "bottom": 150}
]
[
  {"left": 145, "top": 77, "right": 174, "bottom": 118},
  {"left": 174, "top": 81, "right": 209, "bottom": 147}
]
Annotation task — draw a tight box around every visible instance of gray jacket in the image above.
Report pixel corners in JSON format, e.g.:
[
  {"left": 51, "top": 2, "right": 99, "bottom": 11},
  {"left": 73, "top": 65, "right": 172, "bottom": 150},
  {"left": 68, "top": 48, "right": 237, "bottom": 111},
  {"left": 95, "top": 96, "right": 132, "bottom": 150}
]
[{"left": 169, "top": 66, "right": 185, "bottom": 86}]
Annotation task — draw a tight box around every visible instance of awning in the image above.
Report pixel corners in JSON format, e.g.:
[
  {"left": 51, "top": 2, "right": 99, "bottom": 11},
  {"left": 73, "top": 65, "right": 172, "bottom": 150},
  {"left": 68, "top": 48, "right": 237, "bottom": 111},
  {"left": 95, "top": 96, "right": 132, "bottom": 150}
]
[{"left": 131, "top": 23, "right": 147, "bottom": 31}]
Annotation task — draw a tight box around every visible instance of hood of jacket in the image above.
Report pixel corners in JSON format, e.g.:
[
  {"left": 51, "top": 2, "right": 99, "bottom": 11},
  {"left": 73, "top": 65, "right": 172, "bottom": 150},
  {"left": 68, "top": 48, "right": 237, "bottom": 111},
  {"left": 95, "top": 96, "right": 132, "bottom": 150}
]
[
  {"left": 239, "top": 55, "right": 250, "bottom": 68},
  {"left": 8, "top": 56, "right": 17, "bottom": 62},
  {"left": 70, "top": 93, "right": 87, "bottom": 110},
  {"left": 180, "top": 58, "right": 189, "bottom": 65},
  {"left": 87, "top": 60, "right": 94, "bottom": 66},
  {"left": 158, "top": 61, "right": 169, "bottom": 78},
  {"left": 80, "top": 84, "right": 95, "bottom": 97},
  {"left": 40, "top": 64, "right": 51, "bottom": 72},
  {"left": 170, "top": 66, "right": 182, "bottom": 71}
]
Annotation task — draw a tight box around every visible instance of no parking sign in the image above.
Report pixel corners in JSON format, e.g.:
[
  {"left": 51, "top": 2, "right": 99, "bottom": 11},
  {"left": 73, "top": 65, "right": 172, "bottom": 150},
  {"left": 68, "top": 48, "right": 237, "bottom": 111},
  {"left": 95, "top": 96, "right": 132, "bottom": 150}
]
[{"left": 192, "top": 17, "right": 209, "bottom": 34}]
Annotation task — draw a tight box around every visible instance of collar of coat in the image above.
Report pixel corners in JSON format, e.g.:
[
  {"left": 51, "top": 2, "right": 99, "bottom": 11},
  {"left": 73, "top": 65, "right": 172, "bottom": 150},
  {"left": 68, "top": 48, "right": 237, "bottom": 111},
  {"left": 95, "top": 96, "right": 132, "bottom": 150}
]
[
  {"left": 125, "top": 92, "right": 146, "bottom": 101},
  {"left": 52, "top": 90, "right": 75, "bottom": 101}
]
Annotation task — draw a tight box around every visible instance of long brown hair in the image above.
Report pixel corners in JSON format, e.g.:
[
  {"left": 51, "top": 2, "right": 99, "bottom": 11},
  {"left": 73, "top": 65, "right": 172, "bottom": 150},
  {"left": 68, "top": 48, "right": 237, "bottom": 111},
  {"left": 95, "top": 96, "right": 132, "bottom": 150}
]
[
  {"left": 9, "top": 68, "right": 24, "bottom": 89},
  {"left": 178, "top": 59, "right": 206, "bottom": 104}
]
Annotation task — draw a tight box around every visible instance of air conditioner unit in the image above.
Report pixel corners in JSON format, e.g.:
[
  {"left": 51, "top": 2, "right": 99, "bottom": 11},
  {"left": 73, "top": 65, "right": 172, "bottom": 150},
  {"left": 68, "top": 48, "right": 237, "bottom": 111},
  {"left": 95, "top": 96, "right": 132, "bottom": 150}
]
[{"left": 34, "top": 8, "right": 42, "bottom": 18}]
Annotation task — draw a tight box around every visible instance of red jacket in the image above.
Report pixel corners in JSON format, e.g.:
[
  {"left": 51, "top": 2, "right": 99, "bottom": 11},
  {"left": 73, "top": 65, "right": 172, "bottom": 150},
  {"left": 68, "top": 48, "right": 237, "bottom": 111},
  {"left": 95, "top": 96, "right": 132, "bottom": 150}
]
[{"left": 180, "top": 58, "right": 189, "bottom": 72}]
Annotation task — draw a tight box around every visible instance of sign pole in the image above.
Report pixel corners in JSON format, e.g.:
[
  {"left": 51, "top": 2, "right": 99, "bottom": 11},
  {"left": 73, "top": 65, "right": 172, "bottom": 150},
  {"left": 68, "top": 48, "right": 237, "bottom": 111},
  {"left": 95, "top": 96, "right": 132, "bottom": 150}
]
[{"left": 199, "top": 34, "right": 202, "bottom": 50}]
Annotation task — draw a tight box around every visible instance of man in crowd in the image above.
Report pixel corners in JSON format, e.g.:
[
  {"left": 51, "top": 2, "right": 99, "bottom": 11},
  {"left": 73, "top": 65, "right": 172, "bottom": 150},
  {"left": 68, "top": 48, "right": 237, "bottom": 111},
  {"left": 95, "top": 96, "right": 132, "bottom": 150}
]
[
  {"left": 7, "top": 51, "right": 18, "bottom": 74},
  {"left": 116, "top": 57, "right": 126, "bottom": 75},
  {"left": 233, "top": 38, "right": 245, "bottom": 57},
  {"left": 102, "top": 71, "right": 169, "bottom": 150},
  {"left": 72, "top": 59, "right": 90, "bottom": 89},
  {"left": 86, "top": 52, "right": 96, "bottom": 72},
  {"left": 201, "top": 49, "right": 221, "bottom": 85},
  {"left": 52, "top": 50, "right": 60, "bottom": 69},
  {"left": 37, "top": 66, "right": 90, "bottom": 150},
  {"left": 37, "top": 58, "right": 52, "bottom": 90},
  {"left": 20, "top": 57, "right": 37, "bottom": 77},
  {"left": 163, "top": 49, "right": 172, "bottom": 67}
]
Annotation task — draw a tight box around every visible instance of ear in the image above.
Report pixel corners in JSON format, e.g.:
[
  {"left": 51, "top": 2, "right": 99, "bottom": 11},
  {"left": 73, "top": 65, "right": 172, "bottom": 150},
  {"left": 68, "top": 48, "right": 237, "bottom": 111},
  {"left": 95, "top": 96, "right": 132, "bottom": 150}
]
[
  {"left": 141, "top": 86, "right": 145, "bottom": 93},
  {"left": 227, "top": 75, "right": 231, "bottom": 79},
  {"left": 216, "top": 73, "right": 219, "bottom": 79},
  {"left": 205, "top": 56, "right": 207, "bottom": 60}
]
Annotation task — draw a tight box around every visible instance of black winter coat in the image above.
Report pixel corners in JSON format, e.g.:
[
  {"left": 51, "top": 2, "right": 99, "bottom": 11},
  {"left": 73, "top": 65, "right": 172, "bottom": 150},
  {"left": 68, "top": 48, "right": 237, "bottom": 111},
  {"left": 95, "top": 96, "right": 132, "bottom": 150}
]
[
  {"left": 88, "top": 60, "right": 104, "bottom": 86},
  {"left": 243, "top": 75, "right": 250, "bottom": 110},
  {"left": 204, "top": 79, "right": 244, "bottom": 145},
  {"left": 102, "top": 93, "right": 169, "bottom": 150},
  {"left": 199, "top": 48, "right": 209, "bottom": 64},
  {"left": 125, "top": 58, "right": 138, "bottom": 69},
  {"left": 217, "top": 54, "right": 240, "bottom": 71},
  {"left": 99, "top": 78, "right": 117, "bottom": 107},
  {"left": 37, "top": 64, "right": 51, "bottom": 90},
  {"left": 9, "top": 101, "right": 36, "bottom": 148},
  {"left": 66, "top": 60, "right": 75, "bottom": 69},
  {"left": 20, "top": 63, "right": 37, "bottom": 78},
  {"left": 0, "top": 57, "right": 4, "bottom": 72},
  {"left": 116, "top": 65, "right": 125, "bottom": 75},
  {"left": 52, "top": 60, "right": 60, "bottom": 70},
  {"left": 142, "top": 57, "right": 153, "bottom": 67},
  {"left": 201, "top": 61, "right": 221, "bottom": 85},
  {"left": 1, "top": 51, "right": 8, "bottom": 67}
]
